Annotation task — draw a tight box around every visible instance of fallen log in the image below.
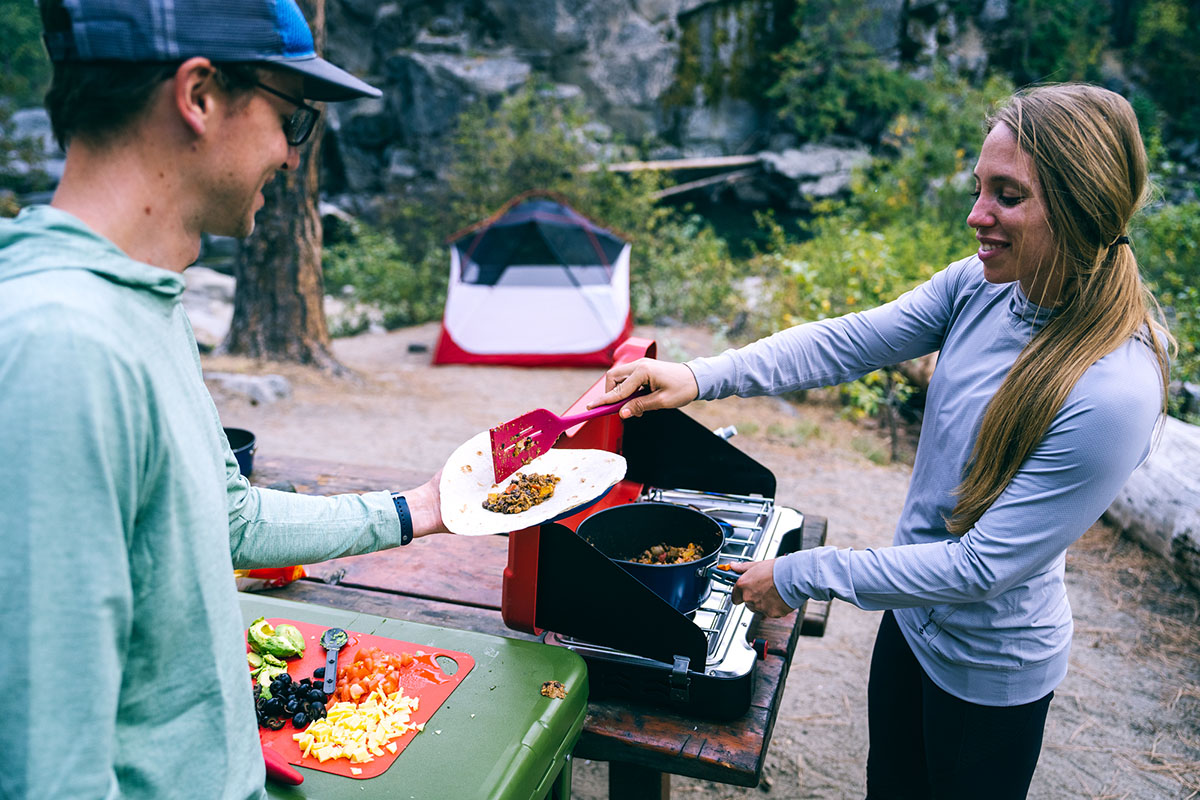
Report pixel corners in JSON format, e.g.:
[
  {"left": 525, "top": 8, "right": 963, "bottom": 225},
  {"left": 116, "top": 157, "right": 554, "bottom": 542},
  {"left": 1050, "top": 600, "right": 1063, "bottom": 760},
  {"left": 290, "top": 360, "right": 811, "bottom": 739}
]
[{"left": 1103, "top": 415, "right": 1200, "bottom": 591}]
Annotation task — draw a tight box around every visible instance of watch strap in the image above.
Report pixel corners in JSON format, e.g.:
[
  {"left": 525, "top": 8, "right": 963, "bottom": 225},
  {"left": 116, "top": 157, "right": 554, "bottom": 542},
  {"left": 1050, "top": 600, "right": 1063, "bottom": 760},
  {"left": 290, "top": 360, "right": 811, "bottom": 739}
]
[{"left": 390, "top": 492, "right": 414, "bottom": 545}]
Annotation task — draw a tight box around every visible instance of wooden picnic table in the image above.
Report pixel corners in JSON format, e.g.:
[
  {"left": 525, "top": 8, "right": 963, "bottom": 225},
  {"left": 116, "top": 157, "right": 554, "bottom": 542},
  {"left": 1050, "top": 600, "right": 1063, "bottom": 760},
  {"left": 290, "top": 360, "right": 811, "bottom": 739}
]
[{"left": 251, "top": 452, "right": 829, "bottom": 800}]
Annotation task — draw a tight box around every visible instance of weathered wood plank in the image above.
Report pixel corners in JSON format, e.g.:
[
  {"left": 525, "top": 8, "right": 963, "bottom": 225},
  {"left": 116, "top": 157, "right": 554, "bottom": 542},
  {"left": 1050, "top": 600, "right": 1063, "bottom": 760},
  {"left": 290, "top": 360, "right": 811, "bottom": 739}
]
[
  {"left": 304, "top": 534, "right": 508, "bottom": 609},
  {"left": 577, "top": 701, "right": 772, "bottom": 785}
]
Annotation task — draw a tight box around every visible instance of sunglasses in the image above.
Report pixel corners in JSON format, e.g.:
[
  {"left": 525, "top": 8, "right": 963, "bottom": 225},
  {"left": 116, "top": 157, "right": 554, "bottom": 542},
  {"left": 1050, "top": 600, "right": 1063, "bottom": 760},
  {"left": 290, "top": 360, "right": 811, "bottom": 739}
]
[{"left": 253, "top": 81, "right": 320, "bottom": 146}]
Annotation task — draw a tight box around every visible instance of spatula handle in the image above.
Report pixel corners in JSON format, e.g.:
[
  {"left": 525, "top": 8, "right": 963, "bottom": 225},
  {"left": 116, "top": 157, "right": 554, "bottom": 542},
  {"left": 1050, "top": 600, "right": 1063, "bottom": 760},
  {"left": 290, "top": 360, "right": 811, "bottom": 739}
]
[{"left": 559, "top": 387, "right": 648, "bottom": 426}]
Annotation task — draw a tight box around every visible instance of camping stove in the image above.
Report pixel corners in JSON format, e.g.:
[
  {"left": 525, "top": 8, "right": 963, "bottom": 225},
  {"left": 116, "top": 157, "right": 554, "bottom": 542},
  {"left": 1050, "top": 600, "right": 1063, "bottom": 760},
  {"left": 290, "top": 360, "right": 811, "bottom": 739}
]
[
  {"left": 501, "top": 337, "right": 824, "bottom": 720},
  {"left": 542, "top": 488, "right": 806, "bottom": 717}
]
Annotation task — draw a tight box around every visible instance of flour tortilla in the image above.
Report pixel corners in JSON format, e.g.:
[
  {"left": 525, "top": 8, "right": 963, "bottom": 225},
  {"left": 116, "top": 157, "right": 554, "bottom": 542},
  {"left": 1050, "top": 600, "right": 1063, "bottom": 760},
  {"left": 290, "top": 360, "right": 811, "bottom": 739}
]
[{"left": 440, "top": 431, "right": 627, "bottom": 536}]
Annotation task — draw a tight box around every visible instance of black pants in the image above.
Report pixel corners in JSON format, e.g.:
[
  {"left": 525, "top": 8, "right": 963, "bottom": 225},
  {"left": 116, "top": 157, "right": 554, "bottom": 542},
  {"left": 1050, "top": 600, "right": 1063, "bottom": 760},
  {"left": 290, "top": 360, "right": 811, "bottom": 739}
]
[{"left": 865, "top": 610, "right": 1053, "bottom": 800}]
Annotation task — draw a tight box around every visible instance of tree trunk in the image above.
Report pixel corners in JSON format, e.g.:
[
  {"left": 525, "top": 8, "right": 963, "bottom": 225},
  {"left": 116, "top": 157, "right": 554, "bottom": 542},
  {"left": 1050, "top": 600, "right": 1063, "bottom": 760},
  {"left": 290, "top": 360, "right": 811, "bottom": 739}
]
[{"left": 221, "top": 0, "right": 343, "bottom": 374}]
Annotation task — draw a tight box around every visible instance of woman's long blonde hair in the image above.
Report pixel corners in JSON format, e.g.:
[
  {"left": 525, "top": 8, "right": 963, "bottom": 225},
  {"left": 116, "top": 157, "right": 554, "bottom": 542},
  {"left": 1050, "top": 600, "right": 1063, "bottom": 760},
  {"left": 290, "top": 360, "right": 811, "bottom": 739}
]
[{"left": 945, "top": 83, "right": 1175, "bottom": 536}]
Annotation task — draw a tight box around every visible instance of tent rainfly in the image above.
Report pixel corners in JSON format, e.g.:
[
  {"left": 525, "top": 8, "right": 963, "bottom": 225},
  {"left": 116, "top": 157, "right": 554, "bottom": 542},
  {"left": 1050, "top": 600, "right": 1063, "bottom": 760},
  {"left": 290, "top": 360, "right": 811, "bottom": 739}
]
[{"left": 432, "top": 197, "right": 633, "bottom": 366}]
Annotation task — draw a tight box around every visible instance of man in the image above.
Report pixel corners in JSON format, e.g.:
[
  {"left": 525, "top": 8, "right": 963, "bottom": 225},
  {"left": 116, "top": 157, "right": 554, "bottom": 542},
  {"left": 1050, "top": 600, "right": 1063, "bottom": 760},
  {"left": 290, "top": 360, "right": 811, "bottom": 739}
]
[{"left": 0, "top": 1, "right": 447, "bottom": 797}]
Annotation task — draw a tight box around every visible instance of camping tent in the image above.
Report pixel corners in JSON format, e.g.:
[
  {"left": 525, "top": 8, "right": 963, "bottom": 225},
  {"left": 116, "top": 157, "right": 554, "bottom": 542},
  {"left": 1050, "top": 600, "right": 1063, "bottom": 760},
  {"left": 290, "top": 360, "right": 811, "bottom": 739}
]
[{"left": 433, "top": 196, "right": 633, "bottom": 366}]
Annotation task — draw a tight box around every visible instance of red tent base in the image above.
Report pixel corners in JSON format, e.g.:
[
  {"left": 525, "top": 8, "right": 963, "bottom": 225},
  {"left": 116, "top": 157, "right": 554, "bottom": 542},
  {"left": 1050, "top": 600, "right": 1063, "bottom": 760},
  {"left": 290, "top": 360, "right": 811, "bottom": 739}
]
[{"left": 432, "top": 315, "right": 634, "bottom": 367}]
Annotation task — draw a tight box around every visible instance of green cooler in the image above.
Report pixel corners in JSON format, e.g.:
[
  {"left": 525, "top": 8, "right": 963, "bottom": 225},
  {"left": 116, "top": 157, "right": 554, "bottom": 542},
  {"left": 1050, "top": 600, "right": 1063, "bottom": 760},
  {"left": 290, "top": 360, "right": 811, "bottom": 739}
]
[{"left": 241, "top": 595, "right": 587, "bottom": 800}]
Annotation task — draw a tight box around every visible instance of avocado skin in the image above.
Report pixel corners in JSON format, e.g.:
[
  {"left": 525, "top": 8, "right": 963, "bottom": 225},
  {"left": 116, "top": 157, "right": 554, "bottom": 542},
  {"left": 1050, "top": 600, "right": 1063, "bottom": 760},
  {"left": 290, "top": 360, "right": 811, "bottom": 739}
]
[{"left": 246, "top": 617, "right": 306, "bottom": 658}]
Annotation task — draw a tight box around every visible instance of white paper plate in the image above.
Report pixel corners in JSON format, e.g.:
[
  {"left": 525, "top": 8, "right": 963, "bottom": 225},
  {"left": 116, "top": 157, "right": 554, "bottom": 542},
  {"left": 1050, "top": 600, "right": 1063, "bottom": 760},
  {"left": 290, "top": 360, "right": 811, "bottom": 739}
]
[{"left": 440, "top": 431, "right": 627, "bottom": 536}]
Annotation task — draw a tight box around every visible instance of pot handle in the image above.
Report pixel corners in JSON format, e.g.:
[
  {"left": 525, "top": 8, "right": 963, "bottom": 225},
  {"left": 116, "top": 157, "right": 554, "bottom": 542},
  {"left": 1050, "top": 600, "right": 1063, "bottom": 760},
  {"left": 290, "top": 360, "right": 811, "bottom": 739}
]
[{"left": 707, "top": 565, "right": 739, "bottom": 585}]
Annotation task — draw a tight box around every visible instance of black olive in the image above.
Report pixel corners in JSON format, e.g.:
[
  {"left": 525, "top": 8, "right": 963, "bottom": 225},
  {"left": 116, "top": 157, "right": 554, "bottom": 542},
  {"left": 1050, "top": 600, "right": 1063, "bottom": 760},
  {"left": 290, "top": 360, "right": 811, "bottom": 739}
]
[
  {"left": 264, "top": 716, "right": 286, "bottom": 731},
  {"left": 312, "top": 667, "right": 326, "bottom": 679},
  {"left": 284, "top": 698, "right": 300, "bottom": 715},
  {"left": 308, "top": 688, "right": 325, "bottom": 703},
  {"left": 277, "top": 673, "right": 292, "bottom": 685},
  {"left": 263, "top": 698, "right": 284, "bottom": 716},
  {"left": 292, "top": 712, "right": 309, "bottom": 728}
]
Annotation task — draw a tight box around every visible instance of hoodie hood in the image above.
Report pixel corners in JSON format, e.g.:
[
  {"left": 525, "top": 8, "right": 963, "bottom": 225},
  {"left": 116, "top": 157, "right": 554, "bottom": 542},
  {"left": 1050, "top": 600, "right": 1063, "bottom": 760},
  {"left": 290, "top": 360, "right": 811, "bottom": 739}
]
[{"left": 0, "top": 205, "right": 186, "bottom": 299}]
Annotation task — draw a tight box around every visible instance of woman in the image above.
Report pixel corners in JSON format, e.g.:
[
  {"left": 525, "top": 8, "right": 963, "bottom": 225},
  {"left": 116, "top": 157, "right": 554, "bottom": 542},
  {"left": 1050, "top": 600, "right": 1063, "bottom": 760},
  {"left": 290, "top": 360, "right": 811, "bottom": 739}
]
[{"left": 592, "top": 84, "right": 1174, "bottom": 798}]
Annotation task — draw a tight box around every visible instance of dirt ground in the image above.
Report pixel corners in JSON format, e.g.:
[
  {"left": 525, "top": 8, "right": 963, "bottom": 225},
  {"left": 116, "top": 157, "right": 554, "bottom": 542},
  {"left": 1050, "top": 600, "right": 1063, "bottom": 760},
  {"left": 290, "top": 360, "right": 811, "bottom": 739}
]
[{"left": 205, "top": 322, "right": 1200, "bottom": 799}]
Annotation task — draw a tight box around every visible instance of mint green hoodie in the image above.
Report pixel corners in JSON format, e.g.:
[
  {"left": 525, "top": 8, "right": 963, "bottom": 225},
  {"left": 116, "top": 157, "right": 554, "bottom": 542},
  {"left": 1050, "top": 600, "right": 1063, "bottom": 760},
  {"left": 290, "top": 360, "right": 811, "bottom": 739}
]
[{"left": 0, "top": 206, "right": 405, "bottom": 799}]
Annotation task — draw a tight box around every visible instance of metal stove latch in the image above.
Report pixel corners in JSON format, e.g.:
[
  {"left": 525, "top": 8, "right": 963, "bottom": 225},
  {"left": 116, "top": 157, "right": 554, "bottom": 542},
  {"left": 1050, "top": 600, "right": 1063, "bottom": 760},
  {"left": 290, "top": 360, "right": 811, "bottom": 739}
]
[{"left": 670, "top": 655, "right": 691, "bottom": 702}]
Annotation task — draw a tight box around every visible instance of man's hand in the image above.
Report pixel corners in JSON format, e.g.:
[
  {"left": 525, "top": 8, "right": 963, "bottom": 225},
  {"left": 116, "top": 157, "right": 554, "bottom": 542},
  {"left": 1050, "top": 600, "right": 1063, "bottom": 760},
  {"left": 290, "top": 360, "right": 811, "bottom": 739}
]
[
  {"left": 728, "top": 558, "right": 794, "bottom": 618},
  {"left": 403, "top": 469, "right": 449, "bottom": 537},
  {"left": 587, "top": 357, "right": 699, "bottom": 418}
]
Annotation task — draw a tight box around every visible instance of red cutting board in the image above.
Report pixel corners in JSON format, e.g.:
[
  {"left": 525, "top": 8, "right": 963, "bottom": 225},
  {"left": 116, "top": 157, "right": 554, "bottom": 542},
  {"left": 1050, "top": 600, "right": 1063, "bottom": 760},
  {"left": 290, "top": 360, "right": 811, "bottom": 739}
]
[{"left": 253, "top": 619, "right": 475, "bottom": 780}]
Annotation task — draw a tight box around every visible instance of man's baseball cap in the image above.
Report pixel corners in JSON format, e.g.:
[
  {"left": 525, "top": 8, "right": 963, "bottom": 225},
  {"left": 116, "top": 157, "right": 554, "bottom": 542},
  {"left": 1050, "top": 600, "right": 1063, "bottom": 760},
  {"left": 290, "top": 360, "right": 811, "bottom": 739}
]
[{"left": 43, "top": 0, "right": 382, "bottom": 101}]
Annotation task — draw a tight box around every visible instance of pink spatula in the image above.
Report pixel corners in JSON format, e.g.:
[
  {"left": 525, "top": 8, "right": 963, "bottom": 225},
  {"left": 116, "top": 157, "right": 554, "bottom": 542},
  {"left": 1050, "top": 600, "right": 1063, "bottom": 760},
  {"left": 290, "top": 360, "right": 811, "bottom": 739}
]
[{"left": 489, "top": 389, "right": 647, "bottom": 483}]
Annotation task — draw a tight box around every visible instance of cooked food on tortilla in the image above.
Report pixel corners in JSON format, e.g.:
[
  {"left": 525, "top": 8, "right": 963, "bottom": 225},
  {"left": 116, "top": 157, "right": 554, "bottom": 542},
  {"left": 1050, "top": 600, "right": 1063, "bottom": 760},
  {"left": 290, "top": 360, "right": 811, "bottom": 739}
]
[
  {"left": 483, "top": 472, "right": 561, "bottom": 514},
  {"left": 628, "top": 542, "right": 704, "bottom": 565},
  {"left": 441, "top": 431, "right": 626, "bottom": 536}
]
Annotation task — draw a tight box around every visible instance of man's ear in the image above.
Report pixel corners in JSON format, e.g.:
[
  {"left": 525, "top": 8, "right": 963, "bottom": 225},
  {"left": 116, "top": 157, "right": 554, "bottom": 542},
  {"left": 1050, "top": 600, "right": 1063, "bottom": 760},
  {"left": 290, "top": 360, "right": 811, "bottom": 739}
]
[{"left": 174, "top": 57, "right": 219, "bottom": 138}]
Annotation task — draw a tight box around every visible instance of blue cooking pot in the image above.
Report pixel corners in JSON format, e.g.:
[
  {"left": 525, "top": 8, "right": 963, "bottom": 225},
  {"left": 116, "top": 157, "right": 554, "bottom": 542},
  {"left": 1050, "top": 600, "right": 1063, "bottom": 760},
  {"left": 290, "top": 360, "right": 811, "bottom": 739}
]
[{"left": 577, "top": 502, "right": 726, "bottom": 614}]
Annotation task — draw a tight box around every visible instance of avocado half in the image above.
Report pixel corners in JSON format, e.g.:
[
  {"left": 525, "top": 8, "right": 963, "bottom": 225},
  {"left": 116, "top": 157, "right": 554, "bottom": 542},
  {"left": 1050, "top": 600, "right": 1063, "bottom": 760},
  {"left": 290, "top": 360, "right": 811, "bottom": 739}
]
[{"left": 247, "top": 616, "right": 306, "bottom": 658}]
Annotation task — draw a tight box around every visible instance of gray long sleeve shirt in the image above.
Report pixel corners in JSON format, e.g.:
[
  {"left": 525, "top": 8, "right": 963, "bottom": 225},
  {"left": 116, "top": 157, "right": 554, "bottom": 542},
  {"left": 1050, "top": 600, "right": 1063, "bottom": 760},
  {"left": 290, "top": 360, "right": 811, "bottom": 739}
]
[
  {"left": 0, "top": 206, "right": 405, "bottom": 799},
  {"left": 688, "top": 256, "right": 1163, "bottom": 705}
]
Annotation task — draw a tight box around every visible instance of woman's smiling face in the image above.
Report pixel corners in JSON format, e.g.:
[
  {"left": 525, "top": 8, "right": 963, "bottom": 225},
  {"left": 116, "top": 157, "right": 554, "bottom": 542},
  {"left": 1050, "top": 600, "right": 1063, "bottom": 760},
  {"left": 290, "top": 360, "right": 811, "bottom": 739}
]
[{"left": 967, "top": 124, "right": 1061, "bottom": 305}]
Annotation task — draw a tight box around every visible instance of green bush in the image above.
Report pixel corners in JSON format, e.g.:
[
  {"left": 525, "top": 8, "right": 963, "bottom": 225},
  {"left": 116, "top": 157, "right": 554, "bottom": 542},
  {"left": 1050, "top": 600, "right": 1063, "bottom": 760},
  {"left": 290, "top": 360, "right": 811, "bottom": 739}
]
[
  {"left": 1130, "top": 0, "right": 1200, "bottom": 144},
  {"left": 769, "top": 0, "right": 922, "bottom": 142},
  {"left": 1130, "top": 198, "right": 1200, "bottom": 398},
  {"left": 322, "top": 223, "right": 447, "bottom": 333},
  {"left": 986, "top": 0, "right": 1109, "bottom": 87}
]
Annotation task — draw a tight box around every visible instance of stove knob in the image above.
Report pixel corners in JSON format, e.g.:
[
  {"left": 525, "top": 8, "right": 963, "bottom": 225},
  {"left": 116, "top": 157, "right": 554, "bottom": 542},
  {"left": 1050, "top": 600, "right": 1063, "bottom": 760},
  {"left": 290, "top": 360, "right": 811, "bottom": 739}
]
[{"left": 753, "top": 637, "right": 769, "bottom": 660}]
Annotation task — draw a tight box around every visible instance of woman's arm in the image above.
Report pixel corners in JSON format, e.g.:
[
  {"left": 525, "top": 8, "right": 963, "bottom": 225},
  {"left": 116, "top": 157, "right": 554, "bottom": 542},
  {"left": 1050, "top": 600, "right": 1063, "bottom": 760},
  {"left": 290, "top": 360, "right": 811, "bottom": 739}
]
[
  {"left": 690, "top": 260, "right": 965, "bottom": 402},
  {"left": 593, "top": 258, "right": 971, "bottom": 417},
  {"left": 772, "top": 346, "right": 1163, "bottom": 610}
]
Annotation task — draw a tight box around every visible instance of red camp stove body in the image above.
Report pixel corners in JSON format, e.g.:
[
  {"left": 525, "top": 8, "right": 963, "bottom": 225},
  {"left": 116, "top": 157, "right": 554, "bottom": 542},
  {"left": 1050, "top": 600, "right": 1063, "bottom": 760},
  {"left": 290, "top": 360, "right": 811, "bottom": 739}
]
[{"left": 501, "top": 337, "right": 814, "bottom": 719}]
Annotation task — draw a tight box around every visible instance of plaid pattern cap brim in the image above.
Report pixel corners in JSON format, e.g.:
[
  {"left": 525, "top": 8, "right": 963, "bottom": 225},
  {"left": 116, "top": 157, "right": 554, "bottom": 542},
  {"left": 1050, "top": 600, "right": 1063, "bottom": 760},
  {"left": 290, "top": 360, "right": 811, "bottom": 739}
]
[{"left": 47, "top": 0, "right": 380, "bottom": 101}]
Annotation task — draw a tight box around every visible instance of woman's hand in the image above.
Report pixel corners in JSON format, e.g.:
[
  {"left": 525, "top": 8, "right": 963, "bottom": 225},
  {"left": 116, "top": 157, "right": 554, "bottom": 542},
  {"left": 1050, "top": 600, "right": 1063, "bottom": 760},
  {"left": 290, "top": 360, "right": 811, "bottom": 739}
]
[
  {"left": 728, "top": 559, "right": 794, "bottom": 618},
  {"left": 402, "top": 469, "right": 449, "bottom": 537},
  {"left": 587, "top": 357, "right": 699, "bottom": 418}
]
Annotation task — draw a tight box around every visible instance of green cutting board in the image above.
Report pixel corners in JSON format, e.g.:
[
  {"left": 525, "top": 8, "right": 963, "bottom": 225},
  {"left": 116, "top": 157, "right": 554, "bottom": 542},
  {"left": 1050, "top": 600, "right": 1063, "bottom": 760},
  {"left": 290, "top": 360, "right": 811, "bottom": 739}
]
[{"left": 241, "top": 594, "right": 587, "bottom": 800}]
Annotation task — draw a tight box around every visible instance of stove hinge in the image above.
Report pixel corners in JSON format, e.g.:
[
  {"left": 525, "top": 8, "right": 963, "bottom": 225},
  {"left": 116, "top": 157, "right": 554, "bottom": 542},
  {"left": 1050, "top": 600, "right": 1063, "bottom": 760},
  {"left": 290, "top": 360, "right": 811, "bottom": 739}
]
[{"left": 670, "top": 655, "right": 691, "bottom": 702}]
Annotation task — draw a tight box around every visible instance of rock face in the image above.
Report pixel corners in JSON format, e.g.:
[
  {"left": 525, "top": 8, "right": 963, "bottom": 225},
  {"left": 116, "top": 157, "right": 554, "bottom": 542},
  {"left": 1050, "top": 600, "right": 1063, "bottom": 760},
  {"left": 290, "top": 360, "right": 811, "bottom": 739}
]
[
  {"left": 318, "top": 0, "right": 835, "bottom": 210},
  {"left": 14, "top": 0, "right": 1165, "bottom": 215}
]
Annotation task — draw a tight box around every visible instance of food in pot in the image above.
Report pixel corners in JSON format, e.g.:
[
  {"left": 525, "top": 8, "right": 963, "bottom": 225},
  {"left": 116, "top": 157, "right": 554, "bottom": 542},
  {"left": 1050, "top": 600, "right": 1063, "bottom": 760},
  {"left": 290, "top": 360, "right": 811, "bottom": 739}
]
[
  {"left": 629, "top": 541, "right": 705, "bottom": 565},
  {"left": 482, "top": 472, "right": 561, "bottom": 514}
]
